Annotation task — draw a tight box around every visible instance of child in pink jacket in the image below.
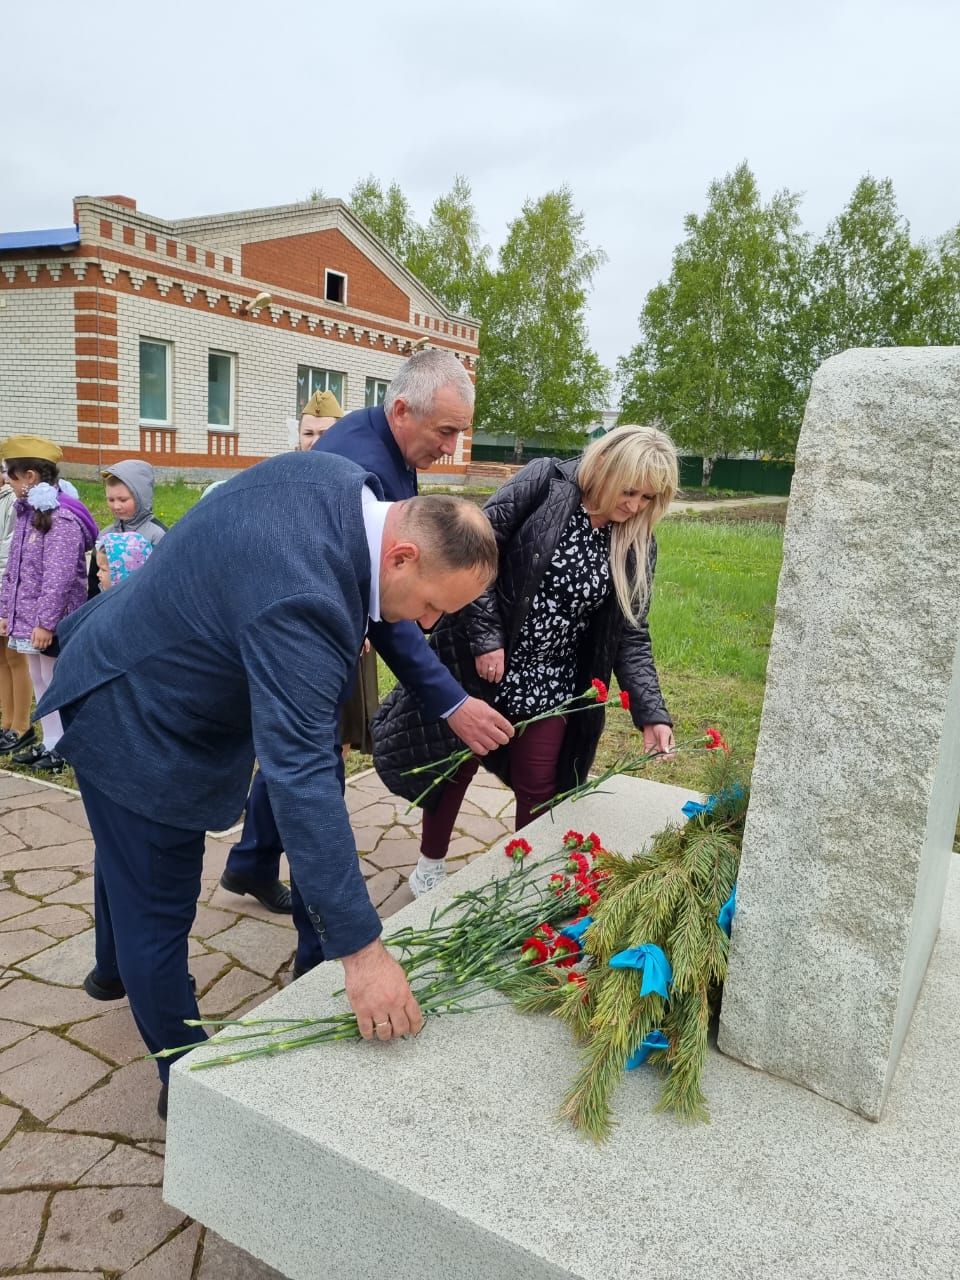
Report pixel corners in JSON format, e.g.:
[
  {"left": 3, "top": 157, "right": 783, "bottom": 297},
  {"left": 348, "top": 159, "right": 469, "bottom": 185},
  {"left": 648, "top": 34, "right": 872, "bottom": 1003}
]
[{"left": 0, "top": 436, "right": 94, "bottom": 773}]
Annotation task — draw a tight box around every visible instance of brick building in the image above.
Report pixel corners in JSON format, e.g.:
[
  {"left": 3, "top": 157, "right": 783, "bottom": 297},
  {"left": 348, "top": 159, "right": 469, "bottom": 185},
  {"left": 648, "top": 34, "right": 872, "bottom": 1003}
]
[{"left": 0, "top": 195, "right": 480, "bottom": 478}]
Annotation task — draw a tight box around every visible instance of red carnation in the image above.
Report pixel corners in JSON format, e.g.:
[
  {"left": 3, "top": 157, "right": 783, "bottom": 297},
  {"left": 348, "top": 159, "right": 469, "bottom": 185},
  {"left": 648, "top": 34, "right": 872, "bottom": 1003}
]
[
  {"left": 566, "top": 851, "right": 591, "bottom": 876},
  {"left": 550, "top": 873, "right": 571, "bottom": 898},
  {"left": 590, "top": 678, "right": 608, "bottom": 703},
  {"left": 567, "top": 971, "right": 587, "bottom": 989},
  {"left": 563, "top": 830, "right": 584, "bottom": 849},
  {"left": 520, "top": 936, "right": 551, "bottom": 965},
  {"left": 619, "top": 690, "right": 630, "bottom": 711},
  {"left": 505, "top": 836, "right": 532, "bottom": 863},
  {"left": 553, "top": 935, "right": 580, "bottom": 967},
  {"left": 704, "top": 728, "right": 730, "bottom": 752},
  {"left": 586, "top": 832, "right": 602, "bottom": 852},
  {"left": 535, "top": 923, "right": 558, "bottom": 942}
]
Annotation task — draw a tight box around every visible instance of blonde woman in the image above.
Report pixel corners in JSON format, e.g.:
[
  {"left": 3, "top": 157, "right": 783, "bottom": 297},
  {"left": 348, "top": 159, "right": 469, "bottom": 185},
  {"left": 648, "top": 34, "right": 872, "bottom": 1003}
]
[{"left": 372, "top": 424, "right": 679, "bottom": 896}]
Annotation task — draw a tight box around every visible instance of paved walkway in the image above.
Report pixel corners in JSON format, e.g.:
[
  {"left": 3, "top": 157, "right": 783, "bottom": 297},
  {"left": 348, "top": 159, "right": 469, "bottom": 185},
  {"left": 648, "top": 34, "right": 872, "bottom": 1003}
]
[
  {"left": 0, "top": 767, "right": 514, "bottom": 1278},
  {"left": 669, "top": 494, "right": 789, "bottom": 514}
]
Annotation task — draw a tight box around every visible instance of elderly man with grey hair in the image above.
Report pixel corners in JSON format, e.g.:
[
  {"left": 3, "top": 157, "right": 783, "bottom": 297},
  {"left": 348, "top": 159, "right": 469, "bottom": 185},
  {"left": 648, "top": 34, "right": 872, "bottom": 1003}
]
[{"left": 220, "top": 348, "right": 514, "bottom": 964}]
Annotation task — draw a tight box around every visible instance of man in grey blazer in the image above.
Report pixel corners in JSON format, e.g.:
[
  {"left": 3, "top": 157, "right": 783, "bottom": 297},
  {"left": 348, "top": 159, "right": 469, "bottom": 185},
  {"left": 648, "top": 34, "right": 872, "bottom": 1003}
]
[{"left": 39, "top": 450, "right": 498, "bottom": 1118}]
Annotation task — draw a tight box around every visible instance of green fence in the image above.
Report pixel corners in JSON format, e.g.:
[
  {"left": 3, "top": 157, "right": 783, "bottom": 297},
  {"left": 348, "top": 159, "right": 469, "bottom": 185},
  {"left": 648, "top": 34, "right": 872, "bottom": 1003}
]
[{"left": 708, "top": 458, "right": 794, "bottom": 495}]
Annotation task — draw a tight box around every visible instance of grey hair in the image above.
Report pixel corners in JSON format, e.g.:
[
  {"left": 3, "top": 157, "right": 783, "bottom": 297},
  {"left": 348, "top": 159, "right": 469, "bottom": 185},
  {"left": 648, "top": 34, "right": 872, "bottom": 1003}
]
[{"left": 384, "top": 349, "right": 475, "bottom": 417}]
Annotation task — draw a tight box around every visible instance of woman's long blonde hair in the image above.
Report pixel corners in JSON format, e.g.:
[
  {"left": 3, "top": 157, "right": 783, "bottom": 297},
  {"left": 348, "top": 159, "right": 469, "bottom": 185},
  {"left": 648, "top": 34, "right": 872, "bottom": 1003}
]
[{"left": 577, "top": 424, "right": 678, "bottom": 627}]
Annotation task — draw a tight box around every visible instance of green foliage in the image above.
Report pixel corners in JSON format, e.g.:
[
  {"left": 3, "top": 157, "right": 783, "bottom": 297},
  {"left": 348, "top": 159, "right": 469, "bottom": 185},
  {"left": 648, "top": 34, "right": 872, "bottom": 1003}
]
[
  {"left": 618, "top": 162, "right": 810, "bottom": 460},
  {"left": 806, "top": 175, "right": 929, "bottom": 361},
  {"left": 473, "top": 187, "right": 610, "bottom": 452},
  {"left": 619, "top": 165, "right": 960, "bottom": 463},
  {"left": 559, "top": 753, "right": 749, "bottom": 1137},
  {"left": 343, "top": 173, "right": 608, "bottom": 456}
]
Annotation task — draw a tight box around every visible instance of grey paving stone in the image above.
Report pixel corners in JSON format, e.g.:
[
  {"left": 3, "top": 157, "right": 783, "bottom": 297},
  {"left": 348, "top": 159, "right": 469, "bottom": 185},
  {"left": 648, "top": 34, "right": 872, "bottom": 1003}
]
[
  {"left": 0, "top": 888, "right": 33, "bottom": 921},
  {"left": 0, "top": 978, "right": 99, "bottom": 1027},
  {"left": 363, "top": 838, "right": 420, "bottom": 871},
  {"left": 197, "top": 1229, "right": 286, "bottom": 1279},
  {"left": 0, "top": 806, "right": 92, "bottom": 849},
  {"left": 78, "top": 1142, "right": 164, "bottom": 1186},
  {"left": 66, "top": 1008, "right": 143, "bottom": 1067},
  {"left": 0, "top": 903, "right": 90, "bottom": 938},
  {"left": 0, "top": 1029, "right": 112, "bottom": 1121},
  {"left": 198, "top": 967, "right": 271, "bottom": 1017},
  {"left": 14, "top": 867, "right": 77, "bottom": 895},
  {"left": 0, "top": 926, "right": 58, "bottom": 966},
  {"left": 205, "top": 918, "right": 296, "bottom": 979},
  {"left": 123, "top": 1221, "right": 202, "bottom": 1278},
  {"left": 36, "top": 1185, "right": 186, "bottom": 1272},
  {"left": 0, "top": 1129, "right": 112, "bottom": 1188},
  {"left": 0, "top": 1098, "right": 20, "bottom": 1142},
  {"left": 49, "top": 1060, "right": 167, "bottom": 1143},
  {"left": 364, "top": 868, "right": 400, "bottom": 907},
  {"left": 0, "top": 839, "right": 95, "bottom": 871},
  {"left": 0, "top": 1189, "right": 47, "bottom": 1268},
  {"left": 18, "top": 928, "right": 94, "bottom": 984}
]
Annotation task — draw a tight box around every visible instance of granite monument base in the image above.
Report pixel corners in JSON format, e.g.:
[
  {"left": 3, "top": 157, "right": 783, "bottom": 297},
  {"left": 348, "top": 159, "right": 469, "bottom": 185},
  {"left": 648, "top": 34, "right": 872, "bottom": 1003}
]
[{"left": 163, "top": 777, "right": 960, "bottom": 1279}]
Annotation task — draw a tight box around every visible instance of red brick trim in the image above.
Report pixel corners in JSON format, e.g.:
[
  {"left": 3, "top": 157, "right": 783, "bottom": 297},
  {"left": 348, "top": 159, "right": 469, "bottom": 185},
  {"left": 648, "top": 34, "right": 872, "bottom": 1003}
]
[
  {"left": 74, "top": 290, "right": 117, "bottom": 313},
  {"left": 74, "top": 313, "right": 117, "bottom": 336},
  {"left": 75, "top": 337, "right": 118, "bottom": 359},
  {"left": 77, "top": 426, "right": 120, "bottom": 445},
  {"left": 75, "top": 360, "right": 118, "bottom": 381},
  {"left": 77, "top": 404, "right": 119, "bottom": 424},
  {"left": 77, "top": 382, "right": 118, "bottom": 403},
  {"left": 140, "top": 427, "right": 177, "bottom": 454}
]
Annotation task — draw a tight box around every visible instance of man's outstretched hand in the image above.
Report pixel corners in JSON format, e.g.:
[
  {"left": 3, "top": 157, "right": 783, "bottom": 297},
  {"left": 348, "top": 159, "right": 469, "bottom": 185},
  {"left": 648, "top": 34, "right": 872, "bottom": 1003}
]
[
  {"left": 448, "top": 696, "right": 514, "bottom": 755},
  {"left": 342, "top": 939, "right": 424, "bottom": 1041}
]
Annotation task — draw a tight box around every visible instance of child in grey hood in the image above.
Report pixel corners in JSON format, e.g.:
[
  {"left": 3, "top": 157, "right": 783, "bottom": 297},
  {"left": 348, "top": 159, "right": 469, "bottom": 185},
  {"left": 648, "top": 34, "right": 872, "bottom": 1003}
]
[
  {"left": 88, "top": 461, "right": 167, "bottom": 599},
  {"left": 101, "top": 461, "right": 166, "bottom": 545}
]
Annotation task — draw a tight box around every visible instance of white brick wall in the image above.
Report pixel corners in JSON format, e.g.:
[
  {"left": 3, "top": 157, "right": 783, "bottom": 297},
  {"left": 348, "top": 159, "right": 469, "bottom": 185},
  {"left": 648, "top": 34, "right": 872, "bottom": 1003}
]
[
  {"left": 0, "top": 289, "right": 76, "bottom": 437},
  {"left": 116, "top": 294, "right": 470, "bottom": 461}
]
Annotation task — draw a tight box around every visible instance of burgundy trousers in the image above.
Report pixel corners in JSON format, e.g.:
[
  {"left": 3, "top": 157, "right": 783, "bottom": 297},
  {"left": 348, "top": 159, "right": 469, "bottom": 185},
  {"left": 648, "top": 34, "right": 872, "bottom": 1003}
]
[{"left": 420, "top": 715, "right": 567, "bottom": 859}]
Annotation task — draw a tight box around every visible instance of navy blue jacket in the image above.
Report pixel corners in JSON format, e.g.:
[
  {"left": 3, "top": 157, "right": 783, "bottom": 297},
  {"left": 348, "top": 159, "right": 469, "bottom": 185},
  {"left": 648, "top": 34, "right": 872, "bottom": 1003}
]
[
  {"left": 39, "top": 452, "right": 382, "bottom": 959},
  {"left": 313, "top": 404, "right": 465, "bottom": 720}
]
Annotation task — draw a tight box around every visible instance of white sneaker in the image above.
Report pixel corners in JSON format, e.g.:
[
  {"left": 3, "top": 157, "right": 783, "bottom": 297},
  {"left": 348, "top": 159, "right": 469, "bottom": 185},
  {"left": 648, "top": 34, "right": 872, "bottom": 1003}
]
[{"left": 408, "top": 857, "right": 447, "bottom": 898}]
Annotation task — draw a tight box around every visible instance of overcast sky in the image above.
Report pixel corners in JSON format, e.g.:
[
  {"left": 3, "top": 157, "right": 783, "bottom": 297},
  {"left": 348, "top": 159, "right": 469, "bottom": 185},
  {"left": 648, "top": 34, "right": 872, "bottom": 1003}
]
[{"left": 4, "top": 0, "right": 957, "bottom": 384}]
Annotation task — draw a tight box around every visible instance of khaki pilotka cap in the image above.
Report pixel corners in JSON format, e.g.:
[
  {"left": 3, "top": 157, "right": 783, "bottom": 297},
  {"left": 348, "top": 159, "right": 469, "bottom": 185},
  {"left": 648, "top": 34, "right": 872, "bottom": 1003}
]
[
  {"left": 301, "top": 390, "right": 344, "bottom": 419},
  {"left": 0, "top": 435, "right": 63, "bottom": 464}
]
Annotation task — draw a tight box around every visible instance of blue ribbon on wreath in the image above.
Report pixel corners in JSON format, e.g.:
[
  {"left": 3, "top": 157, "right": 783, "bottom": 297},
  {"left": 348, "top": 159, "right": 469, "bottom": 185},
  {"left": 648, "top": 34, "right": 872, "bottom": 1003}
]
[
  {"left": 717, "top": 884, "right": 737, "bottom": 937},
  {"left": 681, "top": 783, "right": 745, "bottom": 821},
  {"left": 608, "top": 943, "right": 673, "bottom": 998},
  {"left": 625, "top": 1029, "right": 670, "bottom": 1070},
  {"left": 559, "top": 915, "right": 593, "bottom": 945}
]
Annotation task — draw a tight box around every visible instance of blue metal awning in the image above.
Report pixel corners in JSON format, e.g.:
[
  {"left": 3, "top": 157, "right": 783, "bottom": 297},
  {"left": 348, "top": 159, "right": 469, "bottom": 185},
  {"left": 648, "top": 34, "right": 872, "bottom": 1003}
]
[{"left": 0, "top": 226, "right": 80, "bottom": 251}]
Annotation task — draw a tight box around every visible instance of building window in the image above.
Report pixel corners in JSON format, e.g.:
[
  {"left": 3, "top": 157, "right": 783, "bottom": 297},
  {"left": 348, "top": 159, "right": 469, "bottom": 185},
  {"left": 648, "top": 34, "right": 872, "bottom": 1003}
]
[
  {"left": 365, "top": 377, "right": 388, "bottom": 408},
  {"left": 324, "top": 269, "right": 346, "bottom": 304},
  {"left": 139, "top": 339, "right": 171, "bottom": 423},
  {"left": 297, "top": 366, "right": 345, "bottom": 416},
  {"left": 208, "top": 351, "right": 235, "bottom": 428}
]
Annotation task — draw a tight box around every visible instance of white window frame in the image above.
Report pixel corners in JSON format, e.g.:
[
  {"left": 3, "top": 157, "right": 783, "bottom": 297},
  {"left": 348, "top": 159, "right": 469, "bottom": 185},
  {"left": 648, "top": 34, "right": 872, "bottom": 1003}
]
[
  {"left": 139, "top": 338, "right": 173, "bottom": 426},
  {"left": 324, "top": 268, "right": 347, "bottom": 305},
  {"left": 207, "top": 349, "right": 237, "bottom": 430},
  {"left": 365, "top": 376, "right": 389, "bottom": 408}
]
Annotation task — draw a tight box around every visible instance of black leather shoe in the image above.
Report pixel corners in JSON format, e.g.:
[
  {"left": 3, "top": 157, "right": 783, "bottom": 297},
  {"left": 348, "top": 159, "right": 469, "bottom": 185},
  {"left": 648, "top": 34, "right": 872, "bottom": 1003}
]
[
  {"left": 219, "top": 872, "right": 292, "bottom": 914},
  {"left": 84, "top": 969, "right": 126, "bottom": 1001},
  {"left": 2, "top": 725, "right": 35, "bottom": 754},
  {"left": 158, "top": 1083, "right": 168, "bottom": 1120},
  {"left": 23, "top": 749, "right": 66, "bottom": 774},
  {"left": 11, "top": 741, "right": 47, "bottom": 766}
]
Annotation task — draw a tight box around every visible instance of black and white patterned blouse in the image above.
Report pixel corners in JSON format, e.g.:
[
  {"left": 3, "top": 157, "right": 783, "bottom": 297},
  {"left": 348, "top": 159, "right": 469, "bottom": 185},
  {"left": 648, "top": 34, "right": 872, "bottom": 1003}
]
[{"left": 495, "top": 504, "right": 611, "bottom": 720}]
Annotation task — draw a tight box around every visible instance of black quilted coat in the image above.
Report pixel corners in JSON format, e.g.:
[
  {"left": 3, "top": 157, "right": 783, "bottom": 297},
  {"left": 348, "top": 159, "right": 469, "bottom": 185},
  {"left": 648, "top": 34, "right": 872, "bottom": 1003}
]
[{"left": 371, "top": 457, "right": 671, "bottom": 810}]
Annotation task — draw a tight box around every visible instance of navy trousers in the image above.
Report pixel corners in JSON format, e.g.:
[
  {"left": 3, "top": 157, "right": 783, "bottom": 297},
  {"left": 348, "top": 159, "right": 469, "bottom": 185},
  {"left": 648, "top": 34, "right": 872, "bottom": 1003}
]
[
  {"left": 224, "top": 769, "right": 330, "bottom": 974},
  {"left": 79, "top": 775, "right": 207, "bottom": 1084}
]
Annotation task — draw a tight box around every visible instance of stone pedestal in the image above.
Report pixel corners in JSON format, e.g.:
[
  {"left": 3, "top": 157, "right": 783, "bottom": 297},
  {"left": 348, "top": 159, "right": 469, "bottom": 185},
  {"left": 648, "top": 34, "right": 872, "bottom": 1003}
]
[
  {"left": 163, "top": 777, "right": 960, "bottom": 1278},
  {"left": 719, "top": 347, "right": 960, "bottom": 1118}
]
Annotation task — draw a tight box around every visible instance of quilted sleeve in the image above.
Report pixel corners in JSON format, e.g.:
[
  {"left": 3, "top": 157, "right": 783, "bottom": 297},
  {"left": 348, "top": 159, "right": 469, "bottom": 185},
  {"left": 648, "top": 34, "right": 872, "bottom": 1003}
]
[
  {"left": 612, "top": 539, "right": 672, "bottom": 727},
  {"left": 462, "top": 458, "right": 557, "bottom": 657}
]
